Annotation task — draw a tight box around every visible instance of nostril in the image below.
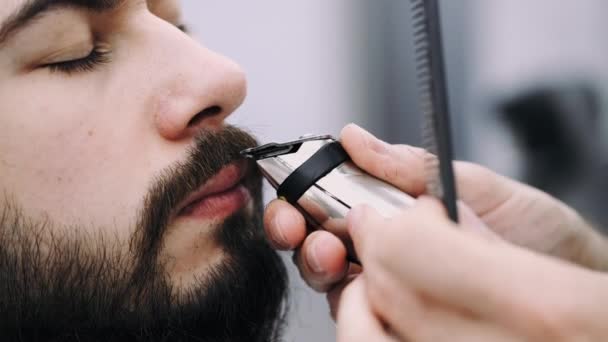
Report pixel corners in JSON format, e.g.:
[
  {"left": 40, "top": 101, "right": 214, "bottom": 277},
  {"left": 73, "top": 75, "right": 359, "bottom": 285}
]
[{"left": 188, "top": 105, "right": 222, "bottom": 128}]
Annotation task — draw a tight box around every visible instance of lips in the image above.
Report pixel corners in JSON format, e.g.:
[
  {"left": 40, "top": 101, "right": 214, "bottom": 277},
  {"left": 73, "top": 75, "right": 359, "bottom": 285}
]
[{"left": 176, "top": 162, "right": 251, "bottom": 220}]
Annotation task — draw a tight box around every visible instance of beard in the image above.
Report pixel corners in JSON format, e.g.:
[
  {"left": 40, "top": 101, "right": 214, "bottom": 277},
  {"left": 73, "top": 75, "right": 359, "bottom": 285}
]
[{"left": 0, "top": 126, "right": 289, "bottom": 342}]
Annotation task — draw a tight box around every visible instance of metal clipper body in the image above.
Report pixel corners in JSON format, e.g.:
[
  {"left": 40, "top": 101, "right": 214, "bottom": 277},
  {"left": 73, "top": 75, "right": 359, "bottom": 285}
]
[{"left": 242, "top": 136, "right": 415, "bottom": 251}]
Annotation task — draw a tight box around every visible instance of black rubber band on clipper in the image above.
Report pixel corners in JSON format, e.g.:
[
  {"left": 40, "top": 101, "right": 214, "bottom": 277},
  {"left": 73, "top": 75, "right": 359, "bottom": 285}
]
[{"left": 277, "top": 142, "right": 350, "bottom": 204}]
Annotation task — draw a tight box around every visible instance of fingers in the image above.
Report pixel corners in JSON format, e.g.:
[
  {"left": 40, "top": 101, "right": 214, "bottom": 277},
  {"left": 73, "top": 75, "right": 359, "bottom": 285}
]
[
  {"left": 345, "top": 204, "right": 386, "bottom": 267},
  {"left": 327, "top": 264, "right": 362, "bottom": 320},
  {"left": 340, "top": 123, "right": 428, "bottom": 196},
  {"left": 359, "top": 263, "right": 516, "bottom": 342},
  {"left": 336, "top": 269, "right": 515, "bottom": 342},
  {"left": 340, "top": 124, "right": 516, "bottom": 220},
  {"left": 350, "top": 197, "right": 492, "bottom": 308},
  {"left": 336, "top": 277, "right": 399, "bottom": 342},
  {"left": 264, "top": 199, "right": 307, "bottom": 250},
  {"left": 350, "top": 196, "right": 590, "bottom": 336},
  {"left": 451, "top": 162, "right": 515, "bottom": 220},
  {"left": 457, "top": 201, "right": 503, "bottom": 242},
  {"left": 344, "top": 199, "right": 524, "bottom": 341},
  {"left": 406, "top": 303, "right": 518, "bottom": 342},
  {"left": 264, "top": 200, "right": 351, "bottom": 292},
  {"left": 294, "top": 231, "right": 349, "bottom": 292},
  {"left": 426, "top": 309, "right": 519, "bottom": 342},
  {"left": 346, "top": 196, "right": 448, "bottom": 263}
]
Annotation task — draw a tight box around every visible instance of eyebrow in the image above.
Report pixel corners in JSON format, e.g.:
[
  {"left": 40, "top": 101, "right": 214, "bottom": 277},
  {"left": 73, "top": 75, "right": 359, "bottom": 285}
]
[{"left": 0, "top": 0, "right": 127, "bottom": 47}]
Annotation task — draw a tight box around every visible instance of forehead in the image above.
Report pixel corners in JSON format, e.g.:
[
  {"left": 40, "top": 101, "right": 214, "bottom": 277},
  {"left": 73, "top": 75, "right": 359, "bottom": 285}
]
[{"left": 0, "top": 0, "right": 179, "bottom": 22}]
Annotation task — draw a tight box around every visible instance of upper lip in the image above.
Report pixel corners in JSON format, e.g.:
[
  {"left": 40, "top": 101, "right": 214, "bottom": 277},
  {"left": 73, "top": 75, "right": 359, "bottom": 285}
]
[{"left": 175, "top": 161, "right": 248, "bottom": 216}]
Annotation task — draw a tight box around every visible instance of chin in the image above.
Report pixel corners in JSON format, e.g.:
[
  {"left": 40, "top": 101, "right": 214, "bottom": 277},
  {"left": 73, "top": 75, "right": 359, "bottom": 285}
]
[
  {"left": 161, "top": 215, "right": 230, "bottom": 270},
  {"left": 160, "top": 195, "right": 257, "bottom": 287}
]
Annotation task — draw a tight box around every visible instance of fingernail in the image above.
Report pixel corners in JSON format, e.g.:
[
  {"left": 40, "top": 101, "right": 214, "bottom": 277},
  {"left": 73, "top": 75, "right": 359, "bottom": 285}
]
[
  {"left": 307, "top": 237, "right": 326, "bottom": 274},
  {"left": 272, "top": 211, "right": 293, "bottom": 248}
]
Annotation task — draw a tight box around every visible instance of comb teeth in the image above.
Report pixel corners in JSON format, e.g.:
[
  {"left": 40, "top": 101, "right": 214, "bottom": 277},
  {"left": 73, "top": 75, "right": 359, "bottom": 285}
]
[{"left": 410, "top": 0, "right": 443, "bottom": 198}]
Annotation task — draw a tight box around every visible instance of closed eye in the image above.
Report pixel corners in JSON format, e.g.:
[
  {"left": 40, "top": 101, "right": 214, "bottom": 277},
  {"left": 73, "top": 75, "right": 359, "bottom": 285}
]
[
  {"left": 43, "top": 47, "right": 110, "bottom": 75},
  {"left": 42, "top": 23, "right": 187, "bottom": 75}
]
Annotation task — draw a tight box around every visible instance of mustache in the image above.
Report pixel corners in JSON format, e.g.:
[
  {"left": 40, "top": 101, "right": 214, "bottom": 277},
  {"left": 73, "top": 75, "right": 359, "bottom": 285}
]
[{"left": 130, "top": 125, "right": 259, "bottom": 281}]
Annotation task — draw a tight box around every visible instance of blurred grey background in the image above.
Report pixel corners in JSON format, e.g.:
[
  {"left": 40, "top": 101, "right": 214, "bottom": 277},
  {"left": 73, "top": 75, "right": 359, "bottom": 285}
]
[{"left": 182, "top": 1, "right": 608, "bottom": 341}]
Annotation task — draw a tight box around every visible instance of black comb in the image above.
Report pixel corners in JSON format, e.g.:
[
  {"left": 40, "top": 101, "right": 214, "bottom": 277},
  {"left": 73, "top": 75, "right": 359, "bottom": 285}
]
[{"left": 411, "top": 0, "right": 459, "bottom": 222}]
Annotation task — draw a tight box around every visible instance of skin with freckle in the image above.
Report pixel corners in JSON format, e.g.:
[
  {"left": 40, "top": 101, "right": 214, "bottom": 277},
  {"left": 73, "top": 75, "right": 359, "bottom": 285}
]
[{"left": 0, "top": 1, "right": 287, "bottom": 341}]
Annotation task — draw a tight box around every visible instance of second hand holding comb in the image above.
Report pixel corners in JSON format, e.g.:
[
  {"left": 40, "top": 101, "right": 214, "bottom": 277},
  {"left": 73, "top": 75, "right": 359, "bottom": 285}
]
[{"left": 411, "top": 0, "right": 459, "bottom": 222}]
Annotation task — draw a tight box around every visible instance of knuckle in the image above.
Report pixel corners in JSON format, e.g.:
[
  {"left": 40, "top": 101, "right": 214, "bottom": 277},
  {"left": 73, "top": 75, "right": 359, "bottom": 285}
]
[
  {"left": 380, "top": 144, "right": 428, "bottom": 194},
  {"left": 379, "top": 158, "right": 401, "bottom": 184},
  {"left": 398, "top": 144, "right": 427, "bottom": 161}
]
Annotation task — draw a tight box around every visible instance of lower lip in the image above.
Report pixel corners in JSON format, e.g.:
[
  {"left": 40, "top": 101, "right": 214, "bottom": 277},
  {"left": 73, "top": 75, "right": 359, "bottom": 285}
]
[{"left": 179, "top": 185, "right": 250, "bottom": 220}]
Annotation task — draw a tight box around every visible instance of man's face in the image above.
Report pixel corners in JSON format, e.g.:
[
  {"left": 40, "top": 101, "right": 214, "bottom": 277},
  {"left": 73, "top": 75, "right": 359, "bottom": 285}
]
[{"left": 0, "top": 0, "right": 287, "bottom": 340}]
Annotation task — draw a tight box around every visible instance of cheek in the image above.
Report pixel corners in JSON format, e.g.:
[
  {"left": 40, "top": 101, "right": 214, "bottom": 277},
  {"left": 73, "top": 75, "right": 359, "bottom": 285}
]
[{"left": 0, "top": 79, "right": 156, "bottom": 237}]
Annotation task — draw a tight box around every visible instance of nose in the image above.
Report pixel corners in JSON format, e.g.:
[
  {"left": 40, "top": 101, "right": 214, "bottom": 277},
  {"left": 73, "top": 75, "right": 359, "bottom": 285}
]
[{"left": 151, "top": 26, "right": 247, "bottom": 141}]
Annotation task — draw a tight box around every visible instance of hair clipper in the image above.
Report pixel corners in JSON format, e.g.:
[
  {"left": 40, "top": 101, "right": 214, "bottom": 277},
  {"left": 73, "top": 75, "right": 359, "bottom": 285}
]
[{"left": 241, "top": 135, "right": 415, "bottom": 262}]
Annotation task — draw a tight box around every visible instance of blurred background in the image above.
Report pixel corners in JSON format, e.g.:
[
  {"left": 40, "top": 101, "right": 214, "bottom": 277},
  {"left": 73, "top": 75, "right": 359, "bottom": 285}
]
[{"left": 183, "top": 1, "right": 608, "bottom": 341}]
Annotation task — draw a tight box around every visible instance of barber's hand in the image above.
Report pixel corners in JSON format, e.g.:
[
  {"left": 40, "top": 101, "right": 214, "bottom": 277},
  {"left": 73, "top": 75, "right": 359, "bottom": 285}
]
[
  {"left": 263, "top": 124, "right": 607, "bottom": 293},
  {"left": 335, "top": 198, "right": 608, "bottom": 342}
]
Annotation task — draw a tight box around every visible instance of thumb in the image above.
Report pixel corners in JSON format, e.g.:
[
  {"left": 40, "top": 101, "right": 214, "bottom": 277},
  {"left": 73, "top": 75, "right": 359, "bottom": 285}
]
[
  {"left": 346, "top": 205, "right": 385, "bottom": 266},
  {"left": 340, "top": 123, "right": 428, "bottom": 196}
]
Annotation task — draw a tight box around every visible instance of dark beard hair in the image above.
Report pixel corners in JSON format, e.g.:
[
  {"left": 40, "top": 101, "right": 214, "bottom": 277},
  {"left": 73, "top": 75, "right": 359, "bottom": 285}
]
[{"left": 0, "top": 126, "right": 289, "bottom": 342}]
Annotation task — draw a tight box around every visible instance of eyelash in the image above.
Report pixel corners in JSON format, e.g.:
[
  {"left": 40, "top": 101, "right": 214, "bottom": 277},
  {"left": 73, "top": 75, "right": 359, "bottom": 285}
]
[
  {"left": 44, "top": 24, "right": 189, "bottom": 75},
  {"left": 46, "top": 48, "right": 111, "bottom": 75}
]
